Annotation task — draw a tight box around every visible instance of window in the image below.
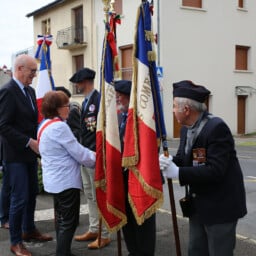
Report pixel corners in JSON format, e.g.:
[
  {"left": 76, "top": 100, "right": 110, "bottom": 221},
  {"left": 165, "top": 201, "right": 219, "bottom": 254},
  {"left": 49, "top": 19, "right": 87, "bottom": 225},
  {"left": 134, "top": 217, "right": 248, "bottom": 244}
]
[
  {"left": 182, "top": 0, "right": 202, "bottom": 8},
  {"left": 114, "top": 0, "right": 122, "bottom": 14},
  {"left": 120, "top": 45, "right": 133, "bottom": 80},
  {"left": 42, "top": 18, "right": 51, "bottom": 35},
  {"left": 235, "top": 45, "right": 250, "bottom": 70},
  {"left": 72, "top": 55, "right": 84, "bottom": 94},
  {"left": 73, "top": 6, "right": 83, "bottom": 43},
  {"left": 238, "top": 0, "right": 244, "bottom": 8}
]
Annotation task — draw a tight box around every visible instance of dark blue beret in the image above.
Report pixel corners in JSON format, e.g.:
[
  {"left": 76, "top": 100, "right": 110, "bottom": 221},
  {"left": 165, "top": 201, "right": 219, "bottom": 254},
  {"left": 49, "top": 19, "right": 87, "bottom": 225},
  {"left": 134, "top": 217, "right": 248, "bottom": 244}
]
[
  {"left": 114, "top": 80, "right": 132, "bottom": 96},
  {"left": 173, "top": 80, "right": 210, "bottom": 103},
  {"left": 69, "top": 68, "right": 96, "bottom": 83},
  {"left": 55, "top": 86, "right": 71, "bottom": 98}
]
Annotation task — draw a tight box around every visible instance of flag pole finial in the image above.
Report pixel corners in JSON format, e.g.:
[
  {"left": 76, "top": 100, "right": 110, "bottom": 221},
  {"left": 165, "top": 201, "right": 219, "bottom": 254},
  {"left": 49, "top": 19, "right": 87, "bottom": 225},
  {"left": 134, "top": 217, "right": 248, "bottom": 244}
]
[
  {"left": 110, "top": 0, "right": 115, "bottom": 13},
  {"left": 102, "top": 0, "right": 111, "bottom": 17}
]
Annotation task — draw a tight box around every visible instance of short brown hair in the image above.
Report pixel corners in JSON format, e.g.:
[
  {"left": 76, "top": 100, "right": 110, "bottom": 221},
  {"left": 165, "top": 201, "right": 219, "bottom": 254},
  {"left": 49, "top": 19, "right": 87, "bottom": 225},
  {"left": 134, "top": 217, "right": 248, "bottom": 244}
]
[{"left": 41, "top": 91, "right": 69, "bottom": 119}]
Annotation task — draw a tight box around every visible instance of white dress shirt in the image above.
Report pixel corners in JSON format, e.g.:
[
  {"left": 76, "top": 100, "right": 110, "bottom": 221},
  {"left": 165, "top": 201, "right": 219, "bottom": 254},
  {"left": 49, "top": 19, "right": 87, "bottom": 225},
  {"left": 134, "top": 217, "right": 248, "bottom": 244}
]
[{"left": 38, "top": 119, "right": 95, "bottom": 193}]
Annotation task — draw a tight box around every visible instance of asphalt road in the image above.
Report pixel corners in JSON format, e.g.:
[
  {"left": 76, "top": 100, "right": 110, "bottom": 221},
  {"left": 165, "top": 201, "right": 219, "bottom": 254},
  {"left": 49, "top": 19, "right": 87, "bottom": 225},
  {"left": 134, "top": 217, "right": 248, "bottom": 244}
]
[
  {"left": 0, "top": 138, "right": 255, "bottom": 255},
  {"left": 166, "top": 139, "right": 256, "bottom": 242}
]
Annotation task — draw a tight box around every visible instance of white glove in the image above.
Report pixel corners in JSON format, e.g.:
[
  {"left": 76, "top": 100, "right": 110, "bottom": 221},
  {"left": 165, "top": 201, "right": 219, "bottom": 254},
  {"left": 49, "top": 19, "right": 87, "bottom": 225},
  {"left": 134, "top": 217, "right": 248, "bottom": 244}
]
[
  {"left": 159, "top": 154, "right": 172, "bottom": 170},
  {"left": 159, "top": 154, "right": 179, "bottom": 179}
]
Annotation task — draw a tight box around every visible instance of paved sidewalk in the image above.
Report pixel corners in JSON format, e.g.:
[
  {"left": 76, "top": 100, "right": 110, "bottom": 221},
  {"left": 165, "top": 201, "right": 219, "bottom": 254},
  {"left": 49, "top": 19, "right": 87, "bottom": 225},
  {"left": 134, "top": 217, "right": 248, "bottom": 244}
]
[
  {"left": 1, "top": 199, "right": 256, "bottom": 256},
  {"left": 1, "top": 135, "right": 256, "bottom": 255}
]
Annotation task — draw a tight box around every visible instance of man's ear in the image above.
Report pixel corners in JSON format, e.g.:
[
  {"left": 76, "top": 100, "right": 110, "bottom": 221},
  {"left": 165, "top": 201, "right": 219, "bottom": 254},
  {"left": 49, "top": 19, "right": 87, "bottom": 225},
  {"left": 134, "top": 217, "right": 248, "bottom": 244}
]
[{"left": 184, "top": 105, "right": 190, "bottom": 114}]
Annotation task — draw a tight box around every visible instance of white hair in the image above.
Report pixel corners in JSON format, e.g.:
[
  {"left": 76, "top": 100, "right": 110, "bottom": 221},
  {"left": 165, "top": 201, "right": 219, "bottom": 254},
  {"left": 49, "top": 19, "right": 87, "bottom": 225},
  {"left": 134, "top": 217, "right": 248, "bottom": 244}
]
[
  {"left": 14, "top": 54, "right": 35, "bottom": 72},
  {"left": 175, "top": 97, "right": 207, "bottom": 113}
]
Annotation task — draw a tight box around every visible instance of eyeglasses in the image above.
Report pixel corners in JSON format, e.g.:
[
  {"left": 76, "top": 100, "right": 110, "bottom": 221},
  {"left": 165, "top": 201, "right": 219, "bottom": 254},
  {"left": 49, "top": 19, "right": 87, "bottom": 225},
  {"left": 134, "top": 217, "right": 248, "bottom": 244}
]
[{"left": 22, "top": 66, "right": 38, "bottom": 75}]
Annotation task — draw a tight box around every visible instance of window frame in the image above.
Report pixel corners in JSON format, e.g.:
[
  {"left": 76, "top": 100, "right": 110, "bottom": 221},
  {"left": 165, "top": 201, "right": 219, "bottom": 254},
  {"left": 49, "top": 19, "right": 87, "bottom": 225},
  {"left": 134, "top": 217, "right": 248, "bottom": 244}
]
[
  {"left": 182, "top": 0, "right": 202, "bottom": 9},
  {"left": 41, "top": 18, "right": 51, "bottom": 35},
  {"left": 235, "top": 45, "right": 250, "bottom": 71},
  {"left": 72, "top": 54, "right": 84, "bottom": 95},
  {"left": 119, "top": 44, "right": 133, "bottom": 81}
]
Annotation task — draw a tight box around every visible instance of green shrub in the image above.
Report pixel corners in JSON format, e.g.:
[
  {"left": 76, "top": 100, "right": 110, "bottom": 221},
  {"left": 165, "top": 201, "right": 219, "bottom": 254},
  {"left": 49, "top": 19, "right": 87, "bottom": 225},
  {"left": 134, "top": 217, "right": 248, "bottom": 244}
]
[{"left": 37, "top": 160, "right": 44, "bottom": 194}]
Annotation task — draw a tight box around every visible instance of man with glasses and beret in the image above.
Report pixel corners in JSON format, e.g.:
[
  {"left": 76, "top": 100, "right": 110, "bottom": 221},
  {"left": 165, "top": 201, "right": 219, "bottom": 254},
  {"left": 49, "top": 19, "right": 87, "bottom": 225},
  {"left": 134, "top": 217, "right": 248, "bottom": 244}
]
[
  {"left": 0, "top": 54, "right": 52, "bottom": 256},
  {"left": 159, "top": 80, "right": 247, "bottom": 256},
  {"left": 70, "top": 68, "right": 111, "bottom": 249}
]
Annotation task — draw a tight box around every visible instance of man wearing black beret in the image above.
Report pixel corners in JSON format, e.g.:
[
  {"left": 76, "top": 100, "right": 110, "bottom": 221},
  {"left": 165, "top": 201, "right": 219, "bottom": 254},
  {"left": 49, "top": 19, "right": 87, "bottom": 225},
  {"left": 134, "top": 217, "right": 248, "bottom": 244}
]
[
  {"left": 70, "top": 68, "right": 111, "bottom": 248},
  {"left": 115, "top": 80, "right": 157, "bottom": 256},
  {"left": 159, "top": 80, "right": 247, "bottom": 256},
  {"left": 55, "top": 86, "right": 81, "bottom": 141}
]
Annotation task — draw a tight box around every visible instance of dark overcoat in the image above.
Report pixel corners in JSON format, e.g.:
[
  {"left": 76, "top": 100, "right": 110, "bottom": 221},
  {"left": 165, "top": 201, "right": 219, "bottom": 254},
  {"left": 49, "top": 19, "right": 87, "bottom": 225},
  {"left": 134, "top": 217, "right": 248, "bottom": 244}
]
[{"left": 173, "top": 113, "right": 247, "bottom": 225}]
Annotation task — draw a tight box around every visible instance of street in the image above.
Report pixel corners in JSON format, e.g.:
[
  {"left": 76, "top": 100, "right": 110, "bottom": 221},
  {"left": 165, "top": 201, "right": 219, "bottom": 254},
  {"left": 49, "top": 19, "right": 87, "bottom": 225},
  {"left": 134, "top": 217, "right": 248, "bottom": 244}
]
[
  {"left": 0, "top": 138, "right": 256, "bottom": 255},
  {"left": 166, "top": 139, "right": 256, "bottom": 242}
]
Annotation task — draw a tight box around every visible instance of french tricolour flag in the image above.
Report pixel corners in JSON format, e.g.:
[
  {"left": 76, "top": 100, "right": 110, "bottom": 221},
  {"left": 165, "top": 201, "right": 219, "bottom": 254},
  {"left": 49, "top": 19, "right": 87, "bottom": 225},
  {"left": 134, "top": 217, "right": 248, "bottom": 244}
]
[
  {"left": 95, "top": 26, "right": 127, "bottom": 231},
  {"left": 35, "top": 35, "right": 54, "bottom": 123},
  {"left": 121, "top": 1, "right": 163, "bottom": 225}
]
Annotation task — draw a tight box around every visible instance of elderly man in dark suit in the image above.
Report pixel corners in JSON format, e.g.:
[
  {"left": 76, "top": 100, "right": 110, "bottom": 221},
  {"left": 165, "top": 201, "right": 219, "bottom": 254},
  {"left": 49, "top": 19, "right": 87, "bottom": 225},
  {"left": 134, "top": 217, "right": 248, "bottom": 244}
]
[
  {"left": 0, "top": 54, "right": 52, "bottom": 256},
  {"left": 159, "top": 80, "right": 247, "bottom": 256}
]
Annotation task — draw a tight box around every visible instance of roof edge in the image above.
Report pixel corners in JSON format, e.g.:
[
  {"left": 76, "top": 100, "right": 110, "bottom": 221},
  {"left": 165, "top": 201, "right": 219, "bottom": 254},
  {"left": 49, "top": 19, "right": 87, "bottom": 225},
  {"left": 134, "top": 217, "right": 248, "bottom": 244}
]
[{"left": 26, "top": 0, "right": 66, "bottom": 18}]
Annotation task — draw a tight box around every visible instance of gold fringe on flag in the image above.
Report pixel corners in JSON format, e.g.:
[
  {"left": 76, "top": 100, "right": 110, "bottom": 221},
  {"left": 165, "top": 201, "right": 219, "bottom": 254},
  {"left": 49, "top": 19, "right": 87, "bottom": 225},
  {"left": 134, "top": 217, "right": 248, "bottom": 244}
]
[{"left": 148, "top": 51, "right": 156, "bottom": 61}]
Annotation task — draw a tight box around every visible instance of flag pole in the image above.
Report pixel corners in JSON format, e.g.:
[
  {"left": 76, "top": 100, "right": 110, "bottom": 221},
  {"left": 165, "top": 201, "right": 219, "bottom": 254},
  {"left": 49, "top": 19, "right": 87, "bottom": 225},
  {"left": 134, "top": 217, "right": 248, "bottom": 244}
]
[
  {"left": 100, "top": 2, "right": 123, "bottom": 255},
  {"left": 149, "top": 67, "right": 182, "bottom": 256},
  {"left": 108, "top": 1, "right": 123, "bottom": 254},
  {"left": 108, "top": 0, "right": 123, "bottom": 254},
  {"left": 40, "top": 39, "right": 54, "bottom": 90},
  {"left": 145, "top": 0, "right": 182, "bottom": 254},
  {"left": 97, "top": 0, "right": 109, "bottom": 248},
  {"left": 164, "top": 145, "right": 182, "bottom": 256}
]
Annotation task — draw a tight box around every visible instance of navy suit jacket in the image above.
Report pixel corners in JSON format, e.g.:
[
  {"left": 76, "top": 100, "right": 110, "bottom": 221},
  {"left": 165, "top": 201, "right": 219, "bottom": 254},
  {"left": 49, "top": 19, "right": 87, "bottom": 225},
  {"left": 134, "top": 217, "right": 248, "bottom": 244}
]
[
  {"left": 0, "top": 79, "right": 38, "bottom": 162},
  {"left": 173, "top": 113, "right": 247, "bottom": 225}
]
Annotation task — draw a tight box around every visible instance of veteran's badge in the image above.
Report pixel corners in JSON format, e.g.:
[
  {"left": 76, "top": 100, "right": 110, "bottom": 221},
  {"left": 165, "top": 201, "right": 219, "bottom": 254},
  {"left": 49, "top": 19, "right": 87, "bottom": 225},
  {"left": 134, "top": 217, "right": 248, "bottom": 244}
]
[
  {"left": 89, "top": 104, "right": 95, "bottom": 113},
  {"left": 84, "top": 116, "right": 97, "bottom": 132},
  {"left": 192, "top": 148, "right": 206, "bottom": 166}
]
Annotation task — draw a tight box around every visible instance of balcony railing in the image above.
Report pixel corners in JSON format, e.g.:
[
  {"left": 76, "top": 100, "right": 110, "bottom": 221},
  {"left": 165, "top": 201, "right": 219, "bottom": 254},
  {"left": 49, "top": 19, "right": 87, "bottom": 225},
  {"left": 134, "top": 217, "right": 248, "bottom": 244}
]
[{"left": 56, "top": 26, "right": 88, "bottom": 49}]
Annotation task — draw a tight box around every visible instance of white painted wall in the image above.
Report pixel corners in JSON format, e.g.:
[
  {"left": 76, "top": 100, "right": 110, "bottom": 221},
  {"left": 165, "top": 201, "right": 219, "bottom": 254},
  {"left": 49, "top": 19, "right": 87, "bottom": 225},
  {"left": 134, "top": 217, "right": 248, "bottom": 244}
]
[
  {"left": 160, "top": 0, "right": 256, "bottom": 136},
  {"left": 31, "top": 0, "right": 256, "bottom": 136}
]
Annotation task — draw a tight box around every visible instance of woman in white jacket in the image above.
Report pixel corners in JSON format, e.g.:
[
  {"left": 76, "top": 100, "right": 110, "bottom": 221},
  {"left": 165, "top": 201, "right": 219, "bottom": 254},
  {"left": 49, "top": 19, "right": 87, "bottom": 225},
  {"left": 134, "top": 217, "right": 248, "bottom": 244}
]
[{"left": 38, "top": 90, "right": 95, "bottom": 256}]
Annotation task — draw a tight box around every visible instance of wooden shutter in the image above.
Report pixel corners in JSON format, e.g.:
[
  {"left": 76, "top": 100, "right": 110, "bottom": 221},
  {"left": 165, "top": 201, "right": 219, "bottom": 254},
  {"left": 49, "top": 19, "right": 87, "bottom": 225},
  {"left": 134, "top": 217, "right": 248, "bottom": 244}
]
[
  {"left": 74, "top": 6, "right": 83, "bottom": 42},
  {"left": 238, "top": 0, "right": 244, "bottom": 8},
  {"left": 182, "top": 0, "right": 202, "bottom": 8},
  {"left": 114, "top": 0, "right": 122, "bottom": 14},
  {"left": 237, "top": 95, "right": 247, "bottom": 134},
  {"left": 120, "top": 45, "right": 133, "bottom": 80},
  {"left": 236, "top": 46, "right": 249, "bottom": 70},
  {"left": 42, "top": 19, "right": 51, "bottom": 35},
  {"left": 73, "top": 55, "right": 84, "bottom": 94}
]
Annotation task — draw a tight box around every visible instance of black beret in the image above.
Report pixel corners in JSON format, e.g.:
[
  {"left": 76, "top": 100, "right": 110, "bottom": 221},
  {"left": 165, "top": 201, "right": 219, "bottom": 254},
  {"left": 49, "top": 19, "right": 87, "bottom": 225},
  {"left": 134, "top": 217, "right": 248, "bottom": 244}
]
[
  {"left": 69, "top": 68, "right": 96, "bottom": 83},
  {"left": 114, "top": 80, "right": 132, "bottom": 96},
  {"left": 173, "top": 80, "right": 210, "bottom": 103},
  {"left": 55, "top": 86, "right": 71, "bottom": 98}
]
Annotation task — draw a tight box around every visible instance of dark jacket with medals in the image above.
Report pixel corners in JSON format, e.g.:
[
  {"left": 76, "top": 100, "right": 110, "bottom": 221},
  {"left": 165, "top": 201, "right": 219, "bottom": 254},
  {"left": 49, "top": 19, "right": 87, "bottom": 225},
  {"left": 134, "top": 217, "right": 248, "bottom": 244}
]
[
  {"left": 173, "top": 112, "right": 247, "bottom": 225},
  {"left": 80, "top": 90, "right": 100, "bottom": 151}
]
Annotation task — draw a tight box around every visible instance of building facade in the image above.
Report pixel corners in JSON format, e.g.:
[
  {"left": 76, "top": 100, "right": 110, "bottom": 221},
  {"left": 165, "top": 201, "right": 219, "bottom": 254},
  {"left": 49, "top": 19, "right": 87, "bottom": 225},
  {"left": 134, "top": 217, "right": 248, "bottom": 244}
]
[
  {"left": 0, "top": 66, "right": 12, "bottom": 88},
  {"left": 27, "top": 0, "right": 256, "bottom": 138}
]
